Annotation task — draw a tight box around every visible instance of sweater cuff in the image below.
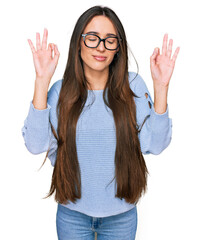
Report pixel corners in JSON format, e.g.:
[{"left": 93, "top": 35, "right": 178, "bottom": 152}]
[
  {"left": 149, "top": 104, "right": 171, "bottom": 132},
  {"left": 27, "top": 100, "right": 51, "bottom": 129}
]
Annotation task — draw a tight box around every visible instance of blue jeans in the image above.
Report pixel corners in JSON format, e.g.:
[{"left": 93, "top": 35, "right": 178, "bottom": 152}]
[{"left": 56, "top": 203, "right": 138, "bottom": 240}]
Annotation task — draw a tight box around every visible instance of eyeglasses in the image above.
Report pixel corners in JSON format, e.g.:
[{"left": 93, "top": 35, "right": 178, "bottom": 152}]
[{"left": 81, "top": 33, "right": 121, "bottom": 51}]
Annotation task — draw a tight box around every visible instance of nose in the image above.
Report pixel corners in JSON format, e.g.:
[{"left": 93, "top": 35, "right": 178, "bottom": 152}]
[{"left": 97, "top": 40, "right": 105, "bottom": 51}]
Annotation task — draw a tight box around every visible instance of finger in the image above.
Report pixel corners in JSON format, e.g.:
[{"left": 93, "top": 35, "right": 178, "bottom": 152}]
[
  {"left": 47, "top": 43, "right": 51, "bottom": 51},
  {"left": 54, "top": 44, "right": 60, "bottom": 56},
  {"left": 162, "top": 33, "right": 168, "bottom": 55},
  {"left": 167, "top": 39, "right": 173, "bottom": 58},
  {"left": 48, "top": 43, "right": 55, "bottom": 58},
  {"left": 150, "top": 48, "right": 158, "bottom": 68},
  {"left": 171, "top": 47, "right": 180, "bottom": 66},
  {"left": 47, "top": 43, "right": 54, "bottom": 59},
  {"left": 53, "top": 44, "right": 60, "bottom": 64},
  {"left": 157, "top": 47, "right": 160, "bottom": 56},
  {"left": 36, "top": 32, "right": 41, "bottom": 50},
  {"left": 27, "top": 39, "right": 36, "bottom": 54},
  {"left": 42, "top": 28, "right": 48, "bottom": 50}
]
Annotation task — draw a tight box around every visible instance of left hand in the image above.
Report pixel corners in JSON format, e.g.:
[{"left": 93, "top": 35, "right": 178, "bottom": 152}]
[{"left": 150, "top": 33, "right": 180, "bottom": 89}]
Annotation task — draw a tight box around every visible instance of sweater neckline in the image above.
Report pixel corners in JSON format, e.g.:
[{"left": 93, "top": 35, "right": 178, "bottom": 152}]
[{"left": 88, "top": 89, "right": 104, "bottom": 92}]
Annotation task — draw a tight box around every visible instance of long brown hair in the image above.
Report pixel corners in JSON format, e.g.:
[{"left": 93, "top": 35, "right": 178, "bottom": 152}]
[{"left": 43, "top": 5, "right": 149, "bottom": 205}]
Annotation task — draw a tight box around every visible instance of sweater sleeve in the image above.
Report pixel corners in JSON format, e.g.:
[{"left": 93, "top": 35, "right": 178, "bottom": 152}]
[
  {"left": 21, "top": 82, "right": 59, "bottom": 166},
  {"left": 131, "top": 73, "right": 172, "bottom": 155}
]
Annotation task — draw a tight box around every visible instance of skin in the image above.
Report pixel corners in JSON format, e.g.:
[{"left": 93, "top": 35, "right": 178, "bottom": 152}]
[
  {"left": 80, "top": 16, "right": 118, "bottom": 90},
  {"left": 150, "top": 34, "right": 180, "bottom": 114},
  {"left": 28, "top": 18, "right": 180, "bottom": 114},
  {"left": 28, "top": 29, "right": 60, "bottom": 110}
]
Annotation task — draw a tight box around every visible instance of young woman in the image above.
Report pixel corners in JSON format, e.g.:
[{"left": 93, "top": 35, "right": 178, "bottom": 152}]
[{"left": 22, "top": 5, "right": 179, "bottom": 240}]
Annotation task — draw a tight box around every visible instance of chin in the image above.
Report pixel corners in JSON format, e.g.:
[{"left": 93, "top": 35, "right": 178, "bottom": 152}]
[{"left": 88, "top": 63, "right": 109, "bottom": 72}]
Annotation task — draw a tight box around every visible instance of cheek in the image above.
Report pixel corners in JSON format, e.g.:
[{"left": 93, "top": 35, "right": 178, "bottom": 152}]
[
  {"left": 80, "top": 45, "right": 92, "bottom": 62},
  {"left": 107, "top": 53, "right": 116, "bottom": 64}
]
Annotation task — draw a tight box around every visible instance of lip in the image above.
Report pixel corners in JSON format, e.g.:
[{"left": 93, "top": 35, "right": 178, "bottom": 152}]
[{"left": 93, "top": 55, "right": 107, "bottom": 61}]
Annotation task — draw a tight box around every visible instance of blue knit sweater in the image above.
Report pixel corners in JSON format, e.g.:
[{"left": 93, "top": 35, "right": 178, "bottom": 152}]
[{"left": 21, "top": 72, "right": 172, "bottom": 217}]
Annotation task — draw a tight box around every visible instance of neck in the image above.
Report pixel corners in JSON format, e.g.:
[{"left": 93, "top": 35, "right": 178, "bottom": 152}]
[{"left": 84, "top": 67, "right": 109, "bottom": 90}]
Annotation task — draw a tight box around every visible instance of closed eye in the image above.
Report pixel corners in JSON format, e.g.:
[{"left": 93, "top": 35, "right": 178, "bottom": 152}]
[
  {"left": 106, "top": 38, "right": 117, "bottom": 44},
  {"left": 88, "top": 38, "right": 97, "bottom": 41}
]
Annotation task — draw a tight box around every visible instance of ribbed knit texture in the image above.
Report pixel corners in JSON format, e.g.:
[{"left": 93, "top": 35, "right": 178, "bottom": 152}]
[{"left": 21, "top": 72, "right": 172, "bottom": 217}]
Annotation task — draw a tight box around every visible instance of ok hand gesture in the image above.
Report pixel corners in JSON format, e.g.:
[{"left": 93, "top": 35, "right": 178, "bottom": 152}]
[
  {"left": 150, "top": 34, "right": 180, "bottom": 89},
  {"left": 28, "top": 28, "right": 60, "bottom": 89}
]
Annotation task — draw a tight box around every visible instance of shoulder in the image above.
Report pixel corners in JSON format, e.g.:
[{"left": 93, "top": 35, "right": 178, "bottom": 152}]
[{"left": 128, "top": 71, "right": 149, "bottom": 97}]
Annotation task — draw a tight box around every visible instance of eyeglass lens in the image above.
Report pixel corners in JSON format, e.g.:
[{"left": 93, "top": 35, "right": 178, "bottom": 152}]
[{"left": 84, "top": 34, "right": 118, "bottom": 50}]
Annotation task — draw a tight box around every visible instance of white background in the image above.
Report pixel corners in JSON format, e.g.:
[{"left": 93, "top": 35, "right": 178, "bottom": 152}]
[{"left": 1, "top": 0, "right": 200, "bottom": 239}]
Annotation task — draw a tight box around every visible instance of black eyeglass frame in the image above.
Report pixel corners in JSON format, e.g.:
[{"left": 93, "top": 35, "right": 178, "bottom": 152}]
[{"left": 81, "top": 33, "right": 122, "bottom": 51}]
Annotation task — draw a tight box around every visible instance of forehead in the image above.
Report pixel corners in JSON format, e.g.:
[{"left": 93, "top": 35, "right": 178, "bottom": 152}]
[{"left": 83, "top": 15, "right": 117, "bottom": 36}]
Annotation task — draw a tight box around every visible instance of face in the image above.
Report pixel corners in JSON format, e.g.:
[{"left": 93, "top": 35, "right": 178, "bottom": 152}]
[{"left": 80, "top": 15, "right": 118, "bottom": 74}]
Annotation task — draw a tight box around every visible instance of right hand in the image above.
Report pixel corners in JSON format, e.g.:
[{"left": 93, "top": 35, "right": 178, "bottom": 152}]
[{"left": 28, "top": 28, "right": 60, "bottom": 88}]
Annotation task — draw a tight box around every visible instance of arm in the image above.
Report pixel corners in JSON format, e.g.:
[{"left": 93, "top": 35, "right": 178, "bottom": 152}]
[
  {"left": 136, "top": 33, "right": 180, "bottom": 154},
  {"left": 21, "top": 28, "right": 60, "bottom": 166},
  {"left": 21, "top": 83, "right": 59, "bottom": 166},
  {"left": 150, "top": 33, "right": 180, "bottom": 114},
  {"left": 134, "top": 74, "right": 172, "bottom": 155}
]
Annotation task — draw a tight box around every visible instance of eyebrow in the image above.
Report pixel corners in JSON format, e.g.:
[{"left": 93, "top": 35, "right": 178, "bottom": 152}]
[{"left": 86, "top": 31, "right": 117, "bottom": 37}]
